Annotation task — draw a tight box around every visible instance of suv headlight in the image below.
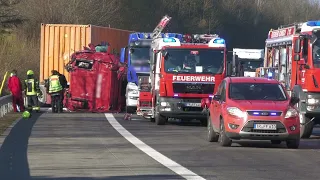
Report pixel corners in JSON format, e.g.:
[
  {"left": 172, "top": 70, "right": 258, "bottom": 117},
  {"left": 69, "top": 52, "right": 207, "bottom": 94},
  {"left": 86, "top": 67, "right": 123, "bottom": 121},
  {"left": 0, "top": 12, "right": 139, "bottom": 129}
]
[
  {"left": 285, "top": 108, "right": 298, "bottom": 118},
  {"left": 226, "top": 107, "right": 246, "bottom": 118}
]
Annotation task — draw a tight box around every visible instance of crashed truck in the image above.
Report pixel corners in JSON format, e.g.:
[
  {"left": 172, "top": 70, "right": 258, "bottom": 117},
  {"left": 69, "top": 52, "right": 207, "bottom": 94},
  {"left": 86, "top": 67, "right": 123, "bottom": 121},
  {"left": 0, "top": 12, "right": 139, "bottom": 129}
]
[{"left": 64, "top": 43, "right": 127, "bottom": 112}]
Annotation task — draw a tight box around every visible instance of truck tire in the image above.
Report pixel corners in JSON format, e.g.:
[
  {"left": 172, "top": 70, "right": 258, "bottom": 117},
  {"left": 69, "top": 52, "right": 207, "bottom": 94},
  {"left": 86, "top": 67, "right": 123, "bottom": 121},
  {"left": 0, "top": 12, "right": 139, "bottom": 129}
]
[
  {"left": 38, "top": 86, "right": 47, "bottom": 107},
  {"left": 155, "top": 107, "right": 166, "bottom": 125},
  {"left": 155, "top": 114, "right": 166, "bottom": 125},
  {"left": 126, "top": 106, "right": 135, "bottom": 114},
  {"left": 300, "top": 115, "right": 314, "bottom": 139},
  {"left": 200, "top": 118, "right": 207, "bottom": 126}
]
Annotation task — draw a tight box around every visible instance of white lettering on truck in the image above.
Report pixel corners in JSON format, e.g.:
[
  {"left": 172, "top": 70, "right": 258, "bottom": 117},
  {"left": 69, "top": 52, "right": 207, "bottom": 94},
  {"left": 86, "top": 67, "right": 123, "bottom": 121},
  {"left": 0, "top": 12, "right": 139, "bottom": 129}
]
[{"left": 172, "top": 75, "right": 215, "bottom": 82}]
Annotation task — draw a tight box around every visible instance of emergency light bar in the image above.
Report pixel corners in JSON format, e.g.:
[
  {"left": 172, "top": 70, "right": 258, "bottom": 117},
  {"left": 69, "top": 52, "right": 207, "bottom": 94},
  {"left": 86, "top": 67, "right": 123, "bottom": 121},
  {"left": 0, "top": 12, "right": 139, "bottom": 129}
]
[
  {"left": 306, "top": 21, "right": 320, "bottom": 26},
  {"left": 208, "top": 38, "right": 226, "bottom": 48},
  {"left": 183, "top": 34, "right": 219, "bottom": 43}
]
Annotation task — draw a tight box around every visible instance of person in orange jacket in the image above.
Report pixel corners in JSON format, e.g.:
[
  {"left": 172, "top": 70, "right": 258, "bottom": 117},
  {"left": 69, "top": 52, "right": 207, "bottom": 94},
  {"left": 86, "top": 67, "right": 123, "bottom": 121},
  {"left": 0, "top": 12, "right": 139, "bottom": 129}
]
[{"left": 7, "top": 70, "right": 25, "bottom": 112}]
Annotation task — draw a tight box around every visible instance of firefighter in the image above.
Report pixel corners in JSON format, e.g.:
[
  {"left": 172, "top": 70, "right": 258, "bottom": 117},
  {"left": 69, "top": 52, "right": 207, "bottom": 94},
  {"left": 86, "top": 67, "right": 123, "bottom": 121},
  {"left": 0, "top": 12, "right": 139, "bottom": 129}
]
[
  {"left": 7, "top": 70, "right": 25, "bottom": 112},
  {"left": 48, "top": 70, "right": 63, "bottom": 113},
  {"left": 24, "top": 70, "right": 40, "bottom": 112}
]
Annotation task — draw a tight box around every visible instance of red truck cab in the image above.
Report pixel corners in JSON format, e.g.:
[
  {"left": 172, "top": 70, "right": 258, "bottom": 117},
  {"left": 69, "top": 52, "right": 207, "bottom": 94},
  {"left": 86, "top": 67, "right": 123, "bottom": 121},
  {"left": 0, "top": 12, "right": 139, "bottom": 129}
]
[
  {"left": 149, "top": 34, "right": 228, "bottom": 125},
  {"left": 64, "top": 43, "right": 127, "bottom": 112}
]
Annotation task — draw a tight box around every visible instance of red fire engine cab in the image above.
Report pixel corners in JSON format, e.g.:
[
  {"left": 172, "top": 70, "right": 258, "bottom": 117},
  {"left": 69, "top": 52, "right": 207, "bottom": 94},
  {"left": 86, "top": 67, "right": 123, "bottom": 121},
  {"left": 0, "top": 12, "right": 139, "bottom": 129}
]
[
  {"left": 257, "top": 21, "right": 320, "bottom": 138},
  {"left": 65, "top": 43, "right": 127, "bottom": 112},
  {"left": 149, "top": 34, "right": 230, "bottom": 125}
]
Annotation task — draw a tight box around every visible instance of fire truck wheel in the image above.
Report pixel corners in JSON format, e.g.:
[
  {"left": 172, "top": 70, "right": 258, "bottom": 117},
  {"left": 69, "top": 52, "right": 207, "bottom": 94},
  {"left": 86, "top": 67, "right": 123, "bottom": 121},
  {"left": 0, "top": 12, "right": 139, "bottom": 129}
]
[
  {"left": 200, "top": 119, "right": 207, "bottom": 126},
  {"left": 300, "top": 115, "right": 314, "bottom": 139},
  {"left": 155, "top": 114, "right": 166, "bottom": 125}
]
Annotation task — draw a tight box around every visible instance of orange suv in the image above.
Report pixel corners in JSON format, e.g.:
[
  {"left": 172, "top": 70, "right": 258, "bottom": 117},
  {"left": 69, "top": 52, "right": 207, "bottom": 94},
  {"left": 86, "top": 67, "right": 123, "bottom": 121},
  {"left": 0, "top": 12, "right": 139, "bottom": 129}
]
[{"left": 207, "top": 77, "right": 300, "bottom": 148}]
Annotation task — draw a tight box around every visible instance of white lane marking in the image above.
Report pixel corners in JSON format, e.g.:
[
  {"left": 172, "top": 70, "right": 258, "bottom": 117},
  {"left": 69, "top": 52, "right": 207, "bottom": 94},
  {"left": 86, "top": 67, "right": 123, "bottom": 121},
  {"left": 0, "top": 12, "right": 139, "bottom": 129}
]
[{"left": 104, "top": 113, "right": 207, "bottom": 180}]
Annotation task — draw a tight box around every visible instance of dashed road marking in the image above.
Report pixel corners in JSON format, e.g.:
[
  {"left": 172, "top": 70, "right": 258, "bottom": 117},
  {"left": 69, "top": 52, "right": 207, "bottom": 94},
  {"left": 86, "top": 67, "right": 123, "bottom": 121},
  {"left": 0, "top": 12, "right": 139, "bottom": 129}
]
[{"left": 104, "top": 113, "right": 207, "bottom": 180}]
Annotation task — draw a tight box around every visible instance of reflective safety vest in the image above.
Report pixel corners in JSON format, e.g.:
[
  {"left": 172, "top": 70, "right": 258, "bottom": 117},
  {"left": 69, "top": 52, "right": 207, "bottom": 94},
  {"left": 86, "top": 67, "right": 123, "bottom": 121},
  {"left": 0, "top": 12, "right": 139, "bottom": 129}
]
[
  {"left": 25, "top": 79, "right": 37, "bottom": 96},
  {"left": 49, "top": 75, "right": 63, "bottom": 93}
]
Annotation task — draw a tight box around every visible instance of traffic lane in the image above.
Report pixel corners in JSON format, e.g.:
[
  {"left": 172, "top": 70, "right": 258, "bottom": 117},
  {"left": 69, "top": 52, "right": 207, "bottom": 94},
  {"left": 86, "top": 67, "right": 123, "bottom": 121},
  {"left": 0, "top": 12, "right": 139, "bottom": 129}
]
[
  {"left": 114, "top": 114, "right": 320, "bottom": 180},
  {"left": 0, "top": 112, "right": 182, "bottom": 180}
]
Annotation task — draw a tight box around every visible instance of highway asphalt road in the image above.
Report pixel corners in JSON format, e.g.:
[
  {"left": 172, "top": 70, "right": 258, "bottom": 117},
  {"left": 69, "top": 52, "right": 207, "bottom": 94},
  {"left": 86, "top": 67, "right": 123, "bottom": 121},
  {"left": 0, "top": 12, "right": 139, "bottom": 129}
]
[{"left": 0, "top": 111, "right": 319, "bottom": 180}]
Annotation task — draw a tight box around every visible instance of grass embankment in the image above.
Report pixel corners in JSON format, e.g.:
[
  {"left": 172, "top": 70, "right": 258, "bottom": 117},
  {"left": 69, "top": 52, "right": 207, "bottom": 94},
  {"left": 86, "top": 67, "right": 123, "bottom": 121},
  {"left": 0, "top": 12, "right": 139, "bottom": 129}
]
[{"left": 0, "top": 112, "right": 21, "bottom": 135}]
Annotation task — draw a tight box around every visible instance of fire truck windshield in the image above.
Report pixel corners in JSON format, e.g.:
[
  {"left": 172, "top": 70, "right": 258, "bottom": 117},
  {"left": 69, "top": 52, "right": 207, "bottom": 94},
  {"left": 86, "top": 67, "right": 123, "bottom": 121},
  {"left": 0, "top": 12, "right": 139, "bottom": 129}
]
[
  {"left": 239, "top": 59, "right": 263, "bottom": 72},
  {"left": 130, "top": 47, "right": 150, "bottom": 72},
  {"left": 164, "top": 48, "right": 224, "bottom": 74},
  {"left": 312, "top": 38, "right": 320, "bottom": 68}
]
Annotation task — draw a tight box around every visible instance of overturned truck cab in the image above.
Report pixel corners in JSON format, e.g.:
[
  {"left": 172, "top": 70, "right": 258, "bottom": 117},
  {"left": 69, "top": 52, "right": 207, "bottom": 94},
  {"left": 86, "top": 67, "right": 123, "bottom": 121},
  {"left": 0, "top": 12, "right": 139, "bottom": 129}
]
[{"left": 64, "top": 43, "right": 127, "bottom": 112}]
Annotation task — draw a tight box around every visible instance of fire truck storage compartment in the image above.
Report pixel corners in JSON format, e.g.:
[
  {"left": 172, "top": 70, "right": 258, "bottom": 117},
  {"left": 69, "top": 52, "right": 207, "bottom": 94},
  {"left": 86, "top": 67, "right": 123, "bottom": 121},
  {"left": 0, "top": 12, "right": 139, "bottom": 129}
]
[
  {"left": 138, "top": 76, "right": 152, "bottom": 107},
  {"left": 66, "top": 48, "right": 125, "bottom": 112}
]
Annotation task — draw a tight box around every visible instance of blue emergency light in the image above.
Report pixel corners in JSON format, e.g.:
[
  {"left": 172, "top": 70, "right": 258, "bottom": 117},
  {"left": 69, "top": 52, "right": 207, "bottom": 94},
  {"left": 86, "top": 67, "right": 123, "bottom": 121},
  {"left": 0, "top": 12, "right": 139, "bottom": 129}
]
[
  {"left": 306, "top": 21, "right": 320, "bottom": 26},
  {"left": 252, "top": 112, "right": 278, "bottom": 116},
  {"left": 163, "top": 38, "right": 176, "bottom": 43},
  {"left": 213, "top": 38, "right": 225, "bottom": 44}
]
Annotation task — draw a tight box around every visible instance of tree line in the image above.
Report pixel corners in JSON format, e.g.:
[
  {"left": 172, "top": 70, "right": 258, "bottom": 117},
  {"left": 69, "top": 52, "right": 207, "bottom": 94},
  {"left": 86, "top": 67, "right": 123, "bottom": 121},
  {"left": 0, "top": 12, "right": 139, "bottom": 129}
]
[{"left": 0, "top": 0, "right": 320, "bottom": 94}]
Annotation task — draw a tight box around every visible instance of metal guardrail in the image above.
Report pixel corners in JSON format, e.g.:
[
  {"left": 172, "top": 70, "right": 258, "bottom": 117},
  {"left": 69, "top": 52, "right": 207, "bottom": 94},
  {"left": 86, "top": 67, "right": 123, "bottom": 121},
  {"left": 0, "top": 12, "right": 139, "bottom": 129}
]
[
  {"left": 0, "top": 95, "right": 13, "bottom": 118},
  {"left": 0, "top": 94, "right": 28, "bottom": 118}
]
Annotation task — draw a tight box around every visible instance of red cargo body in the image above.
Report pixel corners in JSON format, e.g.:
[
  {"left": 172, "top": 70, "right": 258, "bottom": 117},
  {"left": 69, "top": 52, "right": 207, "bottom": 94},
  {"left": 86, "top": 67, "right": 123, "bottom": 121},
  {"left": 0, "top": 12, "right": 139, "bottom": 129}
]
[{"left": 65, "top": 44, "right": 126, "bottom": 112}]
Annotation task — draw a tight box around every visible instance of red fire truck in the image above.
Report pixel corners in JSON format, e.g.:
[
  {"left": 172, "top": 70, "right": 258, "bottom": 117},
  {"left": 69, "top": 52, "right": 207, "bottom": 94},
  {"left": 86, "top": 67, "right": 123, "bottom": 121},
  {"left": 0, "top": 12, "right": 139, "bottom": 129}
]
[
  {"left": 149, "top": 34, "right": 232, "bottom": 125},
  {"left": 256, "top": 21, "right": 320, "bottom": 138}
]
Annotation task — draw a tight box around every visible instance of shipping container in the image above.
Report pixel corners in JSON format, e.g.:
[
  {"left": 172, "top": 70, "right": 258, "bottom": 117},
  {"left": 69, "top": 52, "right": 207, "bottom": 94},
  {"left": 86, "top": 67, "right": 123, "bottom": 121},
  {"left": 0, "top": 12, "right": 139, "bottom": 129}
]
[{"left": 39, "top": 24, "right": 134, "bottom": 82}]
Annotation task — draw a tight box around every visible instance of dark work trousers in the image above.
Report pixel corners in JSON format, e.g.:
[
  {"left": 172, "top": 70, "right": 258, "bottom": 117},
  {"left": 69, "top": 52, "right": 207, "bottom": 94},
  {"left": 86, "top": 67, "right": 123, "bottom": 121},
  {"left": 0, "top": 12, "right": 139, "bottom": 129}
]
[
  {"left": 27, "top": 95, "right": 39, "bottom": 112},
  {"left": 12, "top": 94, "right": 25, "bottom": 112},
  {"left": 60, "top": 89, "right": 65, "bottom": 111},
  {"left": 51, "top": 92, "right": 62, "bottom": 113}
]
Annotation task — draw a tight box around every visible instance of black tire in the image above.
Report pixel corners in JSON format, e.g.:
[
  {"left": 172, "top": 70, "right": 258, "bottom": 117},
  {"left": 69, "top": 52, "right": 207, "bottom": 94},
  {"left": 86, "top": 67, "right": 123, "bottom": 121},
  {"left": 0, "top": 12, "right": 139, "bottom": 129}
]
[
  {"left": 218, "top": 118, "right": 232, "bottom": 147},
  {"left": 150, "top": 118, "right": 155, "bottom": 122},
  {"left": 155, "top": 114, "right": 166, "bottom": 125},
  {"left": 126, "top": 106, "right": 135, "bottom": 114},
  {"left": 286, "top": 139, "right": 300, "bottom": 149},
  {"left": 207, "top": 115, "right": 218, "bottom": 142},
  {"left": 300, "top": 115, "right": 314, "bottom": 139},
  {"left": 200, "top": 119, "right": 207, "bottom": 127},
  {"left": 271, "top": 140, "right": 282, "bottom": 144}
]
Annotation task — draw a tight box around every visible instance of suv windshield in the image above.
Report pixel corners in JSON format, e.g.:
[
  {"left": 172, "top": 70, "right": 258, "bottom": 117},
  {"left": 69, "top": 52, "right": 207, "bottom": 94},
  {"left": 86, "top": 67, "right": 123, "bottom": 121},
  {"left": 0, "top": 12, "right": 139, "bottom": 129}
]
[
  {"left": 130, "top": 47, "right": 150, "bottom": 72},
  {"left": 240, "top": 59, "right": 263, "bottom": 72},
  {"left": 164, "top": 48, "right": 224, "bottom": 74},
  {"left": 229, "top": 83, "right": 287, "bottom": 101}
]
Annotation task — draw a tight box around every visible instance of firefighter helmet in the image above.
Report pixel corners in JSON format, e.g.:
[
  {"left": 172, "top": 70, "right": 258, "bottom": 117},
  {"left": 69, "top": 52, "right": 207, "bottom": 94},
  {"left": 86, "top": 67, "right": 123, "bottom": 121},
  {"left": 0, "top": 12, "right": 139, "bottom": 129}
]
[
  {"left": 22, "top": 111, "right": 31, "bottom": 118},
  {"left": 27, "top": 70, "right": 34, "bottom": 75}
]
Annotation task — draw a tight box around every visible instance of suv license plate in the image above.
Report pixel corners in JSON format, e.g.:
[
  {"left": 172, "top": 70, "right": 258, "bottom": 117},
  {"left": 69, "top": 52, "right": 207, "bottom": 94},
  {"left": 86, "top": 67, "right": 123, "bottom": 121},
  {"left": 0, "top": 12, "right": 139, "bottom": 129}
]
[{"left": 254, "top": 124, "right": 276, "bottom": 130}]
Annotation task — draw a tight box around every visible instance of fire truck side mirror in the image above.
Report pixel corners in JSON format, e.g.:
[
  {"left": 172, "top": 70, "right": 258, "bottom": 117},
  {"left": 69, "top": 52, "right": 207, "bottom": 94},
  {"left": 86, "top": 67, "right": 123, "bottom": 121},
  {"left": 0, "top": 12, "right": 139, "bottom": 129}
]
[
  {"left": 161, "top": 51, "right": 168, "bottom": 60},
  {"left": 294, "top": 54, "right": 300, "bottom": 61},
  {"left": 226, "top": 62, "right": 232, "bottom": 77},
  {"left": 289, "top": 96, "right": 299, "bottom": 106},
  {"left": 294, "top": 39, "right": 301, "bottom": 53}
]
